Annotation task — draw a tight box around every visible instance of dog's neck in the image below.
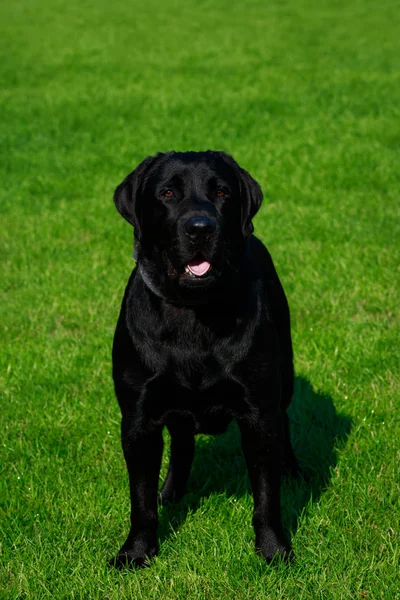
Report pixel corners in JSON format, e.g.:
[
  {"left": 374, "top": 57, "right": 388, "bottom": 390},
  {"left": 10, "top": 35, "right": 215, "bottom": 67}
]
[
  {"left": 137, "top": 260, "right": 238, "bottom": 310},
  {"left": 134, "top": 240, "right": 244, "bottom": 308},
  {"left": 134, "top": 241, "right": 170, "bottom": 302},
  {"left": 138, "top": 263, "right": 170, "bottom": 302}
]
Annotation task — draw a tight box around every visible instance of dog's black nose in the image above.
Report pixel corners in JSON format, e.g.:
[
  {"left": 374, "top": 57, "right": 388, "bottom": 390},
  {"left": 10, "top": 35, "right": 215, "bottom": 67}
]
[{"left": 184, "top": 216, "right": 216, "bottom": 237}]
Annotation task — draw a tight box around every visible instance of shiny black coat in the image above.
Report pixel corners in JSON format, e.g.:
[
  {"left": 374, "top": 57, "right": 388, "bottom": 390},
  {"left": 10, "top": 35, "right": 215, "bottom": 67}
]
[{"left": 110, "top": 151, "right": 297, "bottom": 568}]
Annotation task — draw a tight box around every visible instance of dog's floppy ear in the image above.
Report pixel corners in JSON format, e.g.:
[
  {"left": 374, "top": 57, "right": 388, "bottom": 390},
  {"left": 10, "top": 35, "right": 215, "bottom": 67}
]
[
  {"left": 113, "top": 155, "right": 158, "bottom": 239},
  {"left": 216, "top": 152, "right": 263, "bottom": 238},
  {"left": 238, "top": 166, "right": 263, "bottom": 237}
]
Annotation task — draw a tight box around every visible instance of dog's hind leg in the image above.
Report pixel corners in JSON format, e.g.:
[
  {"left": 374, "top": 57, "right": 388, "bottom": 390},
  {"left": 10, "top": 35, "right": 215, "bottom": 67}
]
[
  {"left": 283, "top": 411, "right": 300, "bottom": 478},
  {"left": 159, "top": 425, "right": 195, "bottom": 504},
  {"left": 281, "top": 365, "right": 299, "bottom": 477}
]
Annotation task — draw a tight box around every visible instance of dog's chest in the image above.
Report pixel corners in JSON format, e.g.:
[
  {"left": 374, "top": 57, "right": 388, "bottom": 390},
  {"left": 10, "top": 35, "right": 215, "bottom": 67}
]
[
  {"left": 144, "top": 310, "right": 253, "bottom": 386},
  {"left": 127, "top": 292, "right": 262, "bottom": 430},
  {"left": 137, "top": 315, "right": 257, "bottom": 431}
]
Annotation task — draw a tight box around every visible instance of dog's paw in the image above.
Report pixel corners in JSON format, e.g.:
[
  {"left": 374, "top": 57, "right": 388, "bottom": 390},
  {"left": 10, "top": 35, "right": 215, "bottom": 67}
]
[
  {"left": 158, "top": 479, "right": 186, "bottom": 505},
  {"left": 257, "top": 542, "right": 295, "bottom": 564},
  {"left": 255, "top": 530, "right": 294, "bottom": 564},
  {"left": 108, "top": 546, "right": 157, "bottom": 569},
  {"left": 158, "top": 488, "right": 184, "bottom": 505}
]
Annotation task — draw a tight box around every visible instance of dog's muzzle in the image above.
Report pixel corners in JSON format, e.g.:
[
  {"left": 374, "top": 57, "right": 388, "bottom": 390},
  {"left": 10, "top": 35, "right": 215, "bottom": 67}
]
[{"left": 180, "top": 215, "right": 217, "bottom": 278}]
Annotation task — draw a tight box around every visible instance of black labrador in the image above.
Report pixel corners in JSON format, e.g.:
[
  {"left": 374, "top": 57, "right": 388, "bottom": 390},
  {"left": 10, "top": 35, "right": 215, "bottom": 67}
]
[{"left": 111, "top": 151, "right": 298, "bottom": 568}]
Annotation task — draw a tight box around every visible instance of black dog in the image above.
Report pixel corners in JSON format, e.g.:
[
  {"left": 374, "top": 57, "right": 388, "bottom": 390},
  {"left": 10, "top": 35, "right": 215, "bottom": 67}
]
[{"left": 111, "top": 151, "right": 298, "bottom": 568}]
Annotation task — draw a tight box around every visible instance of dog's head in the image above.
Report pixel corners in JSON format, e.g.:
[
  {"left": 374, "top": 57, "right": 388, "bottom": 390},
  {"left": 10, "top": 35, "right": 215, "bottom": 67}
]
[{"left": 114, "top": 151, "right": 263, "bottom": 303}]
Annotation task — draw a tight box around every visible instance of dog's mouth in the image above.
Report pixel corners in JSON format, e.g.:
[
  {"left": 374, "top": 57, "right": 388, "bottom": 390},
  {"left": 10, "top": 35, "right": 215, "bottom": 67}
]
[
  {"left": 166, "top": 249, "right": 223, "bottom": 288},
  {"left": 184, "top": 257, "right": 212, "bottom": 278},
  {"left": 176, "top": 254, "right": 221, "bottom": 285}
]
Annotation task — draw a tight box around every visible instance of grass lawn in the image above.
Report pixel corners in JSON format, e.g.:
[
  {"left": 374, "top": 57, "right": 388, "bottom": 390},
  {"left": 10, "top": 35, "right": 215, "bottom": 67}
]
[{"left": 1, "top": 0, "right": 399, "bottom": 597}]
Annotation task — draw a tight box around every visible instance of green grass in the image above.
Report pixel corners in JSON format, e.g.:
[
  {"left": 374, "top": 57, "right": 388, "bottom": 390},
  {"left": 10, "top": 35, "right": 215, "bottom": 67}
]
[{"left": 1, "top": 0, "right": 399, "bottom": 597}]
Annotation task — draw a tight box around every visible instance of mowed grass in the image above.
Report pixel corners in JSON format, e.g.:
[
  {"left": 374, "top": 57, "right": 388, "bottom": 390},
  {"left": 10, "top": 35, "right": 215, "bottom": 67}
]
[{"left": 1, "top": 0, "right": 399, "bottom": 597}]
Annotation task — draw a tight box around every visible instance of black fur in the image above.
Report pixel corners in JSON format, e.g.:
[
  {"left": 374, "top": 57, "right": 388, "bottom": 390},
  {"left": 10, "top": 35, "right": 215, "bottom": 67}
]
[{"left": 110, "top": 151, "right": 298, "bottom": 568}]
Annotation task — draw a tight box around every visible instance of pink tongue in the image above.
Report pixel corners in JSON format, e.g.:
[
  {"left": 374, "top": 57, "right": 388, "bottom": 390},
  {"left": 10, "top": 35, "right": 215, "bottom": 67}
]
[{"left": 187, "top": 260, "right": 211, "bottom": 276}]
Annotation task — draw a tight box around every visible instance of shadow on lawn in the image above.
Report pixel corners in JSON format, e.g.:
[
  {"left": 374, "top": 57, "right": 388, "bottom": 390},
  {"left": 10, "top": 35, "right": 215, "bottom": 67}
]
[{"left": 158, "top": 376, "right": 352, "bottom": 542}]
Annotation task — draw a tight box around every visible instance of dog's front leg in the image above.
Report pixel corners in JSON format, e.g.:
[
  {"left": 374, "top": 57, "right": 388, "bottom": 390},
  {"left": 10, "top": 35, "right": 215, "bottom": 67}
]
[
  {"left": 111, "top": 415, "right": 163, "bottom": 568},
  {"left": 239, "top": 412, "right": 293, "bottom": 562}
]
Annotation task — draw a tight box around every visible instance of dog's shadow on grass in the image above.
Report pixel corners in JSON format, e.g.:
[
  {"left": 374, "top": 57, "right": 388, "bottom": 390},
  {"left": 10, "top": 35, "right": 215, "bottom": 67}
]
[{"left": 158, "top": 376, "right": 352, "bottom": 543}]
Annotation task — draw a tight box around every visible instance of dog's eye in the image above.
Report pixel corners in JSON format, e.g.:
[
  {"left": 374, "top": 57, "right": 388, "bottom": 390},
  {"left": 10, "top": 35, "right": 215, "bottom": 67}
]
[
  {"left": 163, "top": 190, "right": 174, "bottom": 198},
  {"left": 216, "top": 189, "right": 225, "bottom": 198}
]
